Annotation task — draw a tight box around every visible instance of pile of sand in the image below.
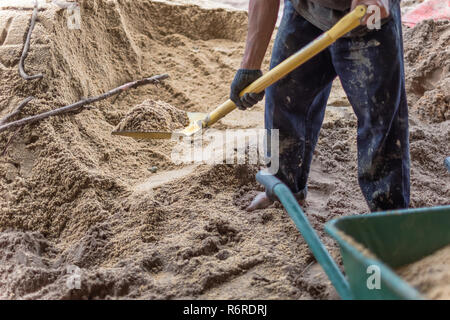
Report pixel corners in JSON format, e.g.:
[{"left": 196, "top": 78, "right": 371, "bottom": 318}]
[
  {"left": 404, "top": 19, "right": 450, "bottom": 123},
  {"left": 397, "top": 245, "right": 450, "bottom": 300},
  {"left": 114, "top": 99, "right": 189, "bottom": 132},
  {"left": 0, "top": 0, "right": 448, "bottom": 300}
]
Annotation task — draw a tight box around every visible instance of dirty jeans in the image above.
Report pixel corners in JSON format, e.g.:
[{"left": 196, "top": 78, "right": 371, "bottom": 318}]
[{"left": 265, "top": 1, "right": 410, "bottom": 211}]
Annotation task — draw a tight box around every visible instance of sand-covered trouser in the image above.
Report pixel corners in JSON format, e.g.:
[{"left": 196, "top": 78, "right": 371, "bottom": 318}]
[{"left": 265, "top": 1, "right": 410, "bottom": 211}]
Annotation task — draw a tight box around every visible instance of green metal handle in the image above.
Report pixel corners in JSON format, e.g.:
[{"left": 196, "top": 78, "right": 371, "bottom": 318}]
[{"left": 256, "top": 171, "right": 353, "bottom": 300}]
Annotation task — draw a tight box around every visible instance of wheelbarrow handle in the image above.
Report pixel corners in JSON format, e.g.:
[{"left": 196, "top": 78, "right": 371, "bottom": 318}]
[
  {"left": 256, "top": 171, "right": 283, "bottom": 198},
  {"left": 256, "top": 170, "right": 353, "bottom": 300}
]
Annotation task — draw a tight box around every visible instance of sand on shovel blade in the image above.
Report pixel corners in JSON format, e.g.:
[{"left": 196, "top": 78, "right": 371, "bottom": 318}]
[{"left": 114, "top": 100, "right": 189, "bottom": 133}]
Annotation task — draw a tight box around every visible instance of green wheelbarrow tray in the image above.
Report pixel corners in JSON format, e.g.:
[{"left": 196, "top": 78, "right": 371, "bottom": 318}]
[
  {"left": 255, "top": 171, "right": 450, "bottom": 300},
  {"left": 326, "top": 205, "right": 450, "bottom": 299}
]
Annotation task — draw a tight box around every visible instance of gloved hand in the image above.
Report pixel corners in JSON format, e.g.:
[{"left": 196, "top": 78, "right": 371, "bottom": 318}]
[{"left": 230, "top": 69, "right": 265, "bottom": 110}]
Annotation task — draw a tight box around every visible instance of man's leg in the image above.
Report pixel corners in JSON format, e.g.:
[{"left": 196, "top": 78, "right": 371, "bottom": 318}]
[
  {"left": 248, "top": 1, "right": 336, "bottom": 211},
  {"left": 331, "top": 3, "right": 410, "bottom": 211}
]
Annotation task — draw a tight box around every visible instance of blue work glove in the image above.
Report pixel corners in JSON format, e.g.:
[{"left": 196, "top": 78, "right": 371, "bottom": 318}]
[{"left": 230, "top": 69, "right": 265, "bottom": 110}]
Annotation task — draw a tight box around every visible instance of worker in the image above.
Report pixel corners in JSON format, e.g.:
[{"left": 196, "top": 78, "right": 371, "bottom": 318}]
[{"left": 230, "top": 0, "right": 410, "bottom": 212}]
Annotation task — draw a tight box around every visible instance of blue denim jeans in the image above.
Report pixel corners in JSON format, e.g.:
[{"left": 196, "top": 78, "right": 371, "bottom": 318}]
[{"left": 265, "top": 1, "right": 410, "bottom": 211}]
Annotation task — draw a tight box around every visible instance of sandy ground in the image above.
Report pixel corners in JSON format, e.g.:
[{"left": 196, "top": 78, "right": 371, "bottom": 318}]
[{"left": 0, "top": 0, "right": 448, "bottom": 299}]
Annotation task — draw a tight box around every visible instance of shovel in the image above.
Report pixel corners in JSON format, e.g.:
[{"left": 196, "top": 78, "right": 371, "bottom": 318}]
[{"left": 112, "top": 5, "right": 367, "bottom": 140}]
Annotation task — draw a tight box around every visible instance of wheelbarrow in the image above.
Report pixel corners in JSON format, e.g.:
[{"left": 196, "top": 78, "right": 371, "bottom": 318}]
[{"left": 256, "top": 171, "right": 450, "bottom": 300}]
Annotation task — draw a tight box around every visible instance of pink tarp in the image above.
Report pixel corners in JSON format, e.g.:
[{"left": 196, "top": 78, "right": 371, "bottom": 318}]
[{"left": 402, "top": 0, "right": 450, "bottom": 27}]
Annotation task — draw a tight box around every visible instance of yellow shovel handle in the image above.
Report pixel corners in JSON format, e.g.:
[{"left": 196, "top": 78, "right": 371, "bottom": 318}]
[{"left": 206, "top": 5, "right": 367, "bottom": 127}]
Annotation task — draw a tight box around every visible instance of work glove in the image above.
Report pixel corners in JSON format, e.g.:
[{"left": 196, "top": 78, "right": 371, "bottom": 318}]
[{"left": 230, "top": 69, "right": 265, "bottom": 110}]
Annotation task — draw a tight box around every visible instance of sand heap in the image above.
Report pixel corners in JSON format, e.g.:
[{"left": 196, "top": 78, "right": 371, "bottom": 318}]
[
  {"left": 404, "top": 19, "right": 450, "bottom": 122},
  {"left": 398, "top": 244, "right": 450, "bottom": 300},
  {"left": 0, "top": 0, "right": 448, "bottom": 300},
  {"left": 114, "top": 99, "right": 189, "bottom": 132},
  {"left": 335, "top": 231, "right": 450, "bottom": 299}
]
